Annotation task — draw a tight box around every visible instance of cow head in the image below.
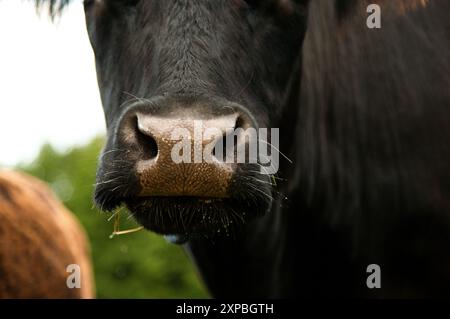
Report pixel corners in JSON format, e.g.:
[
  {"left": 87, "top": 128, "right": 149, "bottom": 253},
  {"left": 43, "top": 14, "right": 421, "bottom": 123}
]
[{"left": 82, "top": 0, "right": 307, "bottom": 238}]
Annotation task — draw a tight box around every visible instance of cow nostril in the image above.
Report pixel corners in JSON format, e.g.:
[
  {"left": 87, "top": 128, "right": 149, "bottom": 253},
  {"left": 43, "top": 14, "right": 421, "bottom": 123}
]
[
  {"left": 134, "top": 117, "right": 158, "bottom": 160},
  {"left": 235, "top": 116, "right": 246, "bottom": 130},
  {"left": 212, "top": 132, "right": 233, "bottom": 162},
  {"left": 212, "top": 116, "right": 245, "bottom": 162}
]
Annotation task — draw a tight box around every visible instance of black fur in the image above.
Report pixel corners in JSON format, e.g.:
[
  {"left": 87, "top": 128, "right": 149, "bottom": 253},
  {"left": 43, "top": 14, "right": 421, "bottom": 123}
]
[{"left": 35, "top": 0, "right": 450, "bottom": 297}]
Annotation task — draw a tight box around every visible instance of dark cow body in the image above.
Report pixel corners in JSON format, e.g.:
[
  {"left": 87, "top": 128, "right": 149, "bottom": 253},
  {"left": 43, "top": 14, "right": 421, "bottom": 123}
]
[{"left": 39, "top": 0, "right": 449, "bottom": 297}]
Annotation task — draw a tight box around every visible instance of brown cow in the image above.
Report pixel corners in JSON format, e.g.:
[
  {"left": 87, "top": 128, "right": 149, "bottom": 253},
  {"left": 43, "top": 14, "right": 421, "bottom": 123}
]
[{"left": 0, "top": 170, "right": 94, "bottom": 298}]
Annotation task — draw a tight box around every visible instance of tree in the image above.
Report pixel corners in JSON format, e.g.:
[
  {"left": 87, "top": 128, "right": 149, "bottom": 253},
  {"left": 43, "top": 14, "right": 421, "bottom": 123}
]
[{"left": 19, "top": 137, "right": 207, "bottom": 298}]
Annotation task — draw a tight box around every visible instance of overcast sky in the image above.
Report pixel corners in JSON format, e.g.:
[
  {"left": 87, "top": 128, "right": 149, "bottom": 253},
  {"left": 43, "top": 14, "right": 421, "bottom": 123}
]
[{"left": 0, "top": 1, "right": 105, "bottom": 167}]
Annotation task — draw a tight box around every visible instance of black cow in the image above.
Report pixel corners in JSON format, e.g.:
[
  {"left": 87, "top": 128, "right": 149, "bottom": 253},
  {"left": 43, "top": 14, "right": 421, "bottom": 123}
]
[{"left": 37, "top": 0, "right": 449, "bottom": 298}]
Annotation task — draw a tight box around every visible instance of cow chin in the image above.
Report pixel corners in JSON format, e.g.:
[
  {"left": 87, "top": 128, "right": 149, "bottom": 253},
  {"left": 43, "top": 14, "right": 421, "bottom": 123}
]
[
  {"left": 125, "top": 195, "right": 268, "bottom": 238},
  {"left": 94, "top": 165, "right": 273, "bottom": 238}
]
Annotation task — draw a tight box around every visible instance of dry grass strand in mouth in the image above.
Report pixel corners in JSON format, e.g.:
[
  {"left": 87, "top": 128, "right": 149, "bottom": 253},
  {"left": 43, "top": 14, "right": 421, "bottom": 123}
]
[{"left": 109, "top": 207, "right": 144, "bottom": 239}]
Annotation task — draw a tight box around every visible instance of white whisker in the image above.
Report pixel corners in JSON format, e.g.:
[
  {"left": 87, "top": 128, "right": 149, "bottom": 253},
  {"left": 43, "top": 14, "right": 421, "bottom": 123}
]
[{"left": 259, "top": 139, "right": 293, "bottom": 163}]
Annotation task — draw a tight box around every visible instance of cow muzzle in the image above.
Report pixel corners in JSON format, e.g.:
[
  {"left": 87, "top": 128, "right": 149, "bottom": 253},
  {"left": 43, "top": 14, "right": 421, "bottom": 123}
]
[{"left": 117, "top": 104, "right": 256, "bottom": 199}]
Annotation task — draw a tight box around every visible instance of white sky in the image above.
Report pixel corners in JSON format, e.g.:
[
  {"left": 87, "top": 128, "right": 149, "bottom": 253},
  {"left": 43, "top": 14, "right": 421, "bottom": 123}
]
[{"left": 0, "top": 1, "right": 105, "bottom": 167}]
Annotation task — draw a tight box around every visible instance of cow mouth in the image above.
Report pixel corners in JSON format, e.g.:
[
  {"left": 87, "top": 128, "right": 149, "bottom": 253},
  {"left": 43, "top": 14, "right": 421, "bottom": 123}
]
[
  {"left": 124, "top": 195, "right": 263, "bottom": 237},
  {"left": 94, "top": 164, "right": 274, "bottom": 238}
]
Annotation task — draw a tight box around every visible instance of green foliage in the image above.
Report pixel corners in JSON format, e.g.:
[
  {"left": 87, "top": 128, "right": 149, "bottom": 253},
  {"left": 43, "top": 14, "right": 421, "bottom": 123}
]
[{"left": 19, "top": 137, "right": 208, "bottom": 298}]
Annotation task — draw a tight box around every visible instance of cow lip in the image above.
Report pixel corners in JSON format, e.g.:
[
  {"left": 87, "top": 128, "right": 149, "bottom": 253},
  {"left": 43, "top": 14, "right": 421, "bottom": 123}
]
[
  {"left": 121, "top": 195, "right": 259, "bottom": 236},
  {"left": 137, "top": 191, "right": 231, "bottom": 199},
  {"left": 123, "top": 195, "right": 229, "bottom": 213},
  {"left": 134, "top": 195, "right": 226, "bottom": 203}
]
